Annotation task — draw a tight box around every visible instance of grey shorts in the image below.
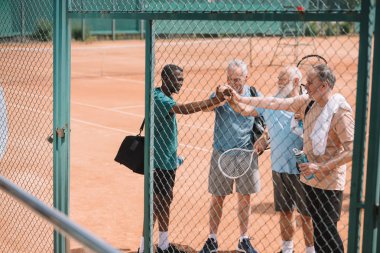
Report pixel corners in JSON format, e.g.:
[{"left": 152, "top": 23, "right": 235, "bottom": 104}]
[
  {"left": 208, "top": 150, "right": 261, "bottom": 196},
  {"left": 272, "top": 171, "right": 310, "bottom": 216}
]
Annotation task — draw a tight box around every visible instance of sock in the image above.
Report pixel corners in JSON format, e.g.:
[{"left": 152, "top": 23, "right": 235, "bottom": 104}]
[
  {"left": 239, "top": 235, "right": 249, "bottom": 242},
  {"left": 282, "top": 240, "right": 294, "bottom": 253},
  {"left": 139, "top": 237, "right": 144, "bottom": 253},
  {"left": 208, "top": 233, "right": 217, "bottom": 241},
  {"left": 158, "top": 231, "right": 170, "bottom": 250},
  {"left": 306, "top": 246, "right": 315, "bottom": 253}
]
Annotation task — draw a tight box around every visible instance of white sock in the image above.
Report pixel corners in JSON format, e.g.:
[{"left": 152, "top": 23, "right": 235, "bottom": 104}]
[
  {"left": 139, "top": 237, "right": 144, "bottom": 253},
  {"left": 282, "top": 240, "right": 294, "bottom": 253},
  {"left": 208, "top": 233, "right": 217, "bottom": 241},
  {"left": 239, "top": 235, "right": 249, "bottom": 242},
  {"left": 306, "top": 246, "right": 315, "bottom": 253},
  {"left": 158, "top": 231, "right": 170, "bottom": 250}
]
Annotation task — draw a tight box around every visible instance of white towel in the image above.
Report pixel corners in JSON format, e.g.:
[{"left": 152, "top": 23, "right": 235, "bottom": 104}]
[
  {"left": 310, "top": 93, "right": 351, "bottom": 156},
  {"left": 290, "top": 116, "right": 303, "bottom": 138}
]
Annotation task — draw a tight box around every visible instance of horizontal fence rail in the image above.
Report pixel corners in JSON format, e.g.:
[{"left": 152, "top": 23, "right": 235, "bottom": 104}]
[
  {"left": 0, "top": 175, "right": 120, "bottom": 253},
  {"left": 68, "top": 0, "right": 361, "bottom": 13}
]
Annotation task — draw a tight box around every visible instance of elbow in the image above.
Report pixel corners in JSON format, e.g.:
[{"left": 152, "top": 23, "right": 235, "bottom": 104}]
[
  {"left": 241, "top": 112, "right": 250, "bottom": 117},
  {"left": 346, "top": 150, "right": 353, "bottom": 162}
]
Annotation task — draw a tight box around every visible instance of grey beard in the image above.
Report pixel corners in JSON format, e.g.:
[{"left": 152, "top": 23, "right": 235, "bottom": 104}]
[{"left": 276, "top": 84, "right": 293, "bottom": 98}]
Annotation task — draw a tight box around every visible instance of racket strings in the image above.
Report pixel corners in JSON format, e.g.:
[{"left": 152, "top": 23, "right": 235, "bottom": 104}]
[{"left": 218, "top": 149, "right": 253, "bottom": 178}]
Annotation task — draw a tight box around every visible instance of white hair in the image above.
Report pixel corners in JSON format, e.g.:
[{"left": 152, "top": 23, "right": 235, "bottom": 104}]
[
  {"left": 228, "top": 59, "right": 248, "bottom": 76},
  {"left": 286, "top": 65, "right": 302, "bottom": 82}
]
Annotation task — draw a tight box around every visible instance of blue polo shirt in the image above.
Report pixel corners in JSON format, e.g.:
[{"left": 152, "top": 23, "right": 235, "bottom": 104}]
[
  {"left": 256, "top": 107, "right": 303, "bottom": 174},
  {"left": 213, "top": 85, "right": 255, "bottom": 152}
]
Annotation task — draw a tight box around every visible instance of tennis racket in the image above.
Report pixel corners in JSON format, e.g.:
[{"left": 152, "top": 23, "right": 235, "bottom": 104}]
[
  {"left": 218, "top": 148, "right": 257, "bottom": 179},
  {"left": 296, "top": 54, "right": 328, "bottom": 94},
  {"left": 296, "top": 54, "right": 327, "bottom": 68}
]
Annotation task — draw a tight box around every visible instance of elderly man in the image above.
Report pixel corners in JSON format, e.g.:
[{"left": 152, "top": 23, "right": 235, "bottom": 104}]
[
  {"left": 229, "top": 66, "right": 315, "bottom": 253},
  {"left": 226, "top": 64, "right": 354, "bottom": 253},
  {"left": 199, "top": 59, "right": 261, "bottom": 253}
]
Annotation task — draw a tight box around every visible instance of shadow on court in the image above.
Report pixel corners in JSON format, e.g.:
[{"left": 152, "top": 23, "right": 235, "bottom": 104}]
[{"left": 250, "top": 202, "right": 275, "bottom": 215}]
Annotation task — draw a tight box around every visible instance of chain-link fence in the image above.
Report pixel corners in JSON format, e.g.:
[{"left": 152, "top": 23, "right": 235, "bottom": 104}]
[
  {"left": 0, "top": 0, "right": 54, "bottom": 252},
  {"left": 151, "top": 18, "right": 358, "bottom": 253},
  {"left": 0, "top": 0, "right": 375, "bottom": 252},
  {"left": 66, "top": 0, "right": 372, "bottom": 252}
]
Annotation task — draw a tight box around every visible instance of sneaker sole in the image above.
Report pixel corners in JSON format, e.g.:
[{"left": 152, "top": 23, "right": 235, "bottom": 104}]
[
  {"left": 236, "top": 248, "right": 246, "bottom": 253},
  {"left": 210, "top": 250, "right": 218, "bottom": 253},
  {"left": 201, "top": 249, "right": 218, "bottom": 253}
]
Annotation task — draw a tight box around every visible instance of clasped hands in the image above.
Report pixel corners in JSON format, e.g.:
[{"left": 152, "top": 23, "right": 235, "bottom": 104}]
[{"left": 215, "top": 84, "right": 237, "bottom": 102}]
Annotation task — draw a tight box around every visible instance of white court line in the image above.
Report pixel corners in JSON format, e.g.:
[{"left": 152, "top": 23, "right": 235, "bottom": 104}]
[
  {"left": 72, "top": 101, "right": 144, "bottom": 118},
  {"left": 72, "top": 44, "right": 144, "bottom": 51},
  {"left": 71, "top": 37, "right": 245, "bottom": 51},
  {"left": 5, "top": 87, "right": 53, "bottom": 101},
  {"left": 6, "top": 88, "right": 212, "bottom": 131},
  {"left": 110, "top": 105, "right": 144, "bottom": 110},
  {"left": 1, "top": 37, "right": 246, "bottom": 53},
  {"left": 8, "top": 103, "right": 51, "bottom": 116},
  {"left": 9, "top": 101, "right": 211, "bottom": 152},
  {"left": 81, "top": 74, "right": 209, "bottom": 94},
  {"left": 102, "top": 76, "right": 144, "bottom": 84},
  {"left": 72, "top": 118, "right": 211, "bottom": 152},
  {"left": 71, "top": 118, "right": 134, "bottom": 135},
  {"left": 73, "top": 101, "right": 212, "bottom": 131},
  {"left": 179, "top": 143, "right": 210, "bottom": 152}
]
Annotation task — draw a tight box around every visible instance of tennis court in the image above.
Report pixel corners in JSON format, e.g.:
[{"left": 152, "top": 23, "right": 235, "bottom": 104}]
[{"left": 67, "top": 35, "right": 358, "bottom": 252}]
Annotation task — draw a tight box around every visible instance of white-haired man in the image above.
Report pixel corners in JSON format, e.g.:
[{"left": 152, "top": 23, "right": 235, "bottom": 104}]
[
  {"left": 199, "top": 60, "right": 261, "bottom": 253},
  {"left": 231, "top": 66, "right": 315, "bottom": 253},
  {"left": 226, "top": 64, "right": 354, "bottom": 253}
]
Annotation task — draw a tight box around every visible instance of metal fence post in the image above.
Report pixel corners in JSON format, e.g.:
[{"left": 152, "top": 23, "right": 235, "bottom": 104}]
[
  {"left": 53, "top": 0, "right": 71, "bottom": 252},
  {"left": 143, "top": 19, "right": 154, "bottom": 253},
  {"left": 362, "top": 0, "right": 380, "bottom": 251},
  {"left": 347, "top": 0, "right": 376, "bottom": 252},
  {"left": 82, "top": 18, "right": 86, "bottom": 41},
  {"left": 112, "top": 19, "right": 116, "bottom": 40}
]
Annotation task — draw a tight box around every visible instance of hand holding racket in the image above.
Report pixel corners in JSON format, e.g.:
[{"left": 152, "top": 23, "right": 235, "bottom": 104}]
[{"left": 218, "top": 148, "right": 257, "bottom": 179}]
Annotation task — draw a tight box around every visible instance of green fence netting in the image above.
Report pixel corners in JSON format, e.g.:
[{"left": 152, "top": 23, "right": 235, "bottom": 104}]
[
  {"left": 0, "top": 0, "right": 54, "bottom": 252},
  {"left": 151, "top": 19, "right": 358, "bottom": 253}
]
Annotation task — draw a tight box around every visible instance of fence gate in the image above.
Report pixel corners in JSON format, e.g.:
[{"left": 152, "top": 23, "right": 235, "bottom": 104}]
[{"left": 1, "top": 0, "right": 379, "bottom": 253}]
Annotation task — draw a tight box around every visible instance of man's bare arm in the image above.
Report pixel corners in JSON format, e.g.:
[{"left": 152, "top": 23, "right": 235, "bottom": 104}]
[
  {"left": 229, "top": 100, "right": 259, "bottom": 117},
  {"left": 232, "top": 92, "right": 296, "bottom": 112},
  {"left": 170, "top": 96, "right": 224, "bottom": 115},
  {"left": 319, "top": 141, "right": 353, "bottom": 172}
]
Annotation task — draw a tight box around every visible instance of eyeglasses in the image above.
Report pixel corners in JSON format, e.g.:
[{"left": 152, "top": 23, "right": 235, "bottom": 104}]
[{"left": 227, "top": 76, "right": 246, "bottom": 83}]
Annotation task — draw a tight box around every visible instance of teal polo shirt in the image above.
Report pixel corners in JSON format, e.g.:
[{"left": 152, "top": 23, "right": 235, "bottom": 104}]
[{"left": 153, "top": 88, "right": 178, "bottom": 170}]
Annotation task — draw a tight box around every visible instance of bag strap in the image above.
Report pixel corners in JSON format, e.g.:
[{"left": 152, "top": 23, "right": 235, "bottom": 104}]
[
  {"left": 249, "top": 86, "right": 258, "bottom": 97},
  {"left": 138, "top": 119, "right": 145, "bottom": 136},
  {"left": 304, "top": 100, "right": 315, "bottom": 117}
]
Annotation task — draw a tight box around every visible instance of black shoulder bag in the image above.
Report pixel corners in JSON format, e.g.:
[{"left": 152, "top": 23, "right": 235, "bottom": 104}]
[
  {"left": 305, "top": 100, "right": 315, "bottom": 117},
  {"left": 249, "top": 86, "right": 266, "bottom": 143},
  {"left": 114, "top": 119, "right": 145, "bottom": 175}
]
